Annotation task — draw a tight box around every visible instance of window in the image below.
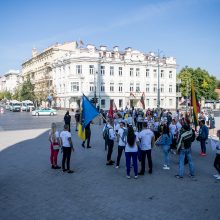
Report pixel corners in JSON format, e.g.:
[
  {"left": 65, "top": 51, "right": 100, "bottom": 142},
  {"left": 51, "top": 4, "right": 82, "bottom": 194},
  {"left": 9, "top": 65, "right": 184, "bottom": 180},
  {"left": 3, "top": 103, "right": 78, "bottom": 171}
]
[
  {"left": 146, "top": 99, "right": 150, "bottom": 106},
  {"left": 146, "top": 69, "right": 150, "bottom": 77},
  {"left": 136, "top": 68, "right": 140, "bottom": 77},
  {"left": 146, "top": 84, "right": 150, "bottom": 92},
  {"left": 110, "top": 83, "right": 114, "bottom": 92},
  {"left": 101, "top": 83, "right": 105, "bottom": 92},
  {"left": 130, "top": 83, "right": 134, "bottom": 92},
  {"left": 169, "top": 99, "right": 173, "bottom": 106},
  {"left": 119, "top": 83, "right": 123, "bottom": 92},
  {"left": 70, "top": 82, "right": 79, "bottom": 92},
  {"left": 153, "top": 84, "right": 157, "bottom": 93},
  {"left": 89, "top": 82, "right": 94, "bottom": 92},
  {"left": 161, "top": 84, "right": 164, "bottom": 93},
  {"left": 101, "top": 99, "right": 105, "bottom": 108},
  {"left": 169, "top": 71, "right": 172, "bottom": 78},
  {"left": 110, "top": 66, "right": 114, "bottom": 76},
  {"left": 119, "top": 67, "right": 122, "bottom": 76},
  {"left": 89, "top": 65, "right": 94, "bottom": 75},
  {"left": 130, "top": 68, "right": 134, "bottom": 77},
  {"left": 136, "top": 83, "right": 140, "bottom": 92},
  {"left": 119, "top": 99, "right": 123, "bottom": 108},
  {"left": 76, "top": 65, "right": 82, "bottom": 74},
  {"left": 169, "top": 85, "right": 172, "bottom": 93},
  {"left": 101, "top": 66, "right": 105, "bottom": 75},
  {"left": 153, "top": 99, "right": 157, "bottom": 106},
  {"left": 160, "top": 70, "right": 164, "bottom": 78}
]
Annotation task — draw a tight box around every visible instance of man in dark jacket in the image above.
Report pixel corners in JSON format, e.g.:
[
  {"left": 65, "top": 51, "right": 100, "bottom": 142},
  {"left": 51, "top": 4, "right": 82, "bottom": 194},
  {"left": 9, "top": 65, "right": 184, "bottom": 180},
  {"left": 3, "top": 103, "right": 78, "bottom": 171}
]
[
  {"left": 64, "top": 111, "right": 71, "bottom": 132},
  {"left": 198, "top": 119, "right": 209, "bottom": 156},
  {"left": 74, "top": 109, "right": 80, "bottom": 131},
  {"left": 82, "top": 121, "right": 92, "bottom": 149}
]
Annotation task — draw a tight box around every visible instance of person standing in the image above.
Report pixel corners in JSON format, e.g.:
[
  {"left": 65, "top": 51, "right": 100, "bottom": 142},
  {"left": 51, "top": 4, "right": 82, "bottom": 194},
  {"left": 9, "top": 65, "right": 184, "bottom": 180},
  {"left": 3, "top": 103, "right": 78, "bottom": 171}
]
[
  {"left": 125, "top": 126, "right": 139, "bottom": 179},
  {"left": 106, "top": 120, "right": 116, "bottom": 165},
  {"left": 169, "top": 119, "right": 178, "bottom": 154},
  {"left": 197, "top": 119, "right": 209, "bottom": 156},
  {"left": 74, "top": 109, "right": 80, "bottom": 131},
  {"left": 116, "top": 121, "right": 127, "bottom": 168},
  {"left": 212, "top": 130, "right": 220, "bottom": 180},
  {"left": 175, "top": 122, "right": 195, "bottom": 179},
  {"left": 60, "top": 124, "right": 74, "bottom": 173},
  {"left": 49, "top": 123, "right": 61, "bottom": 169},
  {"left": 155, "top": 124, "right": 172, "bottom": 170},
  {"left": 138, "top": 122, "right": 155, "bottom": 175},
  {"left": 64, "top": 111, "right": 71, "bottom": 132},
  {"left": 82, "top": 121, "right": 92, "bottom": 148}
]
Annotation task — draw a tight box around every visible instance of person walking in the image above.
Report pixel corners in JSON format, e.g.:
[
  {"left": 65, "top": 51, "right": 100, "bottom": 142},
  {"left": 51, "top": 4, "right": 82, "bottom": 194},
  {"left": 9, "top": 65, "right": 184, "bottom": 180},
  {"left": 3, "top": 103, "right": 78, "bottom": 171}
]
[
  {"left": 106, "top": 120, "right": 116, "bottom": 165},
  {"left": 175, "top": 121, "right": 195, "bottom": 179},
  {"left": 74, "top": 109, "right": 80, "bottom": 131},
  {"left": 60, "top": 124, "right": 74, "bottom": 173},
  {"left": 116, "top": 121, "right": 127, "bottom": 168},
  {"left": 138, "top": 122, "right": 155, "bottom": 175},
  {"left": 197, "top": 119, "right": 209, "bottom": 156},
  {"left": 125, "top": 126, "right": 139, "bottom": 179},
  {"left": 64, "top": 111, "right": 71, "bottom": 132},
  {"left": 49, "top": 123, "right": 61, "bottom": 169},
  {"left": 155, "top": 124, "right": 172, "bottom": 170}
]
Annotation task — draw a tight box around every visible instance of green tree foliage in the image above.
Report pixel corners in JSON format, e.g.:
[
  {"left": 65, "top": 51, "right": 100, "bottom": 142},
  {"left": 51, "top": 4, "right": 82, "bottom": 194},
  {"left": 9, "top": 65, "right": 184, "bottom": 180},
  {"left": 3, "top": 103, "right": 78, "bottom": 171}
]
[
  {"left": 20, "top": 77, "right": 35, "bottom": 101},
  {"left": 12, "top": 87, "right": 21, "bottom": 100},
  {"left": 177, "top": 67, "right": 218, "bottom": 100},
  {"left": 0, "top": 92, "right": 4, "bottom": 100},
  {"left": 217, "top": 80, "right": 220, "bottom": 88},
  {"left": 4, "top": 91, "right": 12, "bottom": 100}
]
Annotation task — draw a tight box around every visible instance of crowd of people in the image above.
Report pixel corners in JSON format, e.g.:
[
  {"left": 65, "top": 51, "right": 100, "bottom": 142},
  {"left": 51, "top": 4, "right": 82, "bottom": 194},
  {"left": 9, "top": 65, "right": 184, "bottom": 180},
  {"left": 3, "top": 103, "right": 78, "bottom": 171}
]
[{"left": 48, "top": 107, "right": 220, "bottom": 180}]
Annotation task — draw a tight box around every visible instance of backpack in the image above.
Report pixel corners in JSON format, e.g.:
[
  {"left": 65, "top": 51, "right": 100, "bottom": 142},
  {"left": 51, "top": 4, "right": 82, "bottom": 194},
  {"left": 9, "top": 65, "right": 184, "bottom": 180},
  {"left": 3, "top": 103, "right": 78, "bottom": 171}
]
[{"left": 103, "top": 127, "right": 110, "bottom": 140}]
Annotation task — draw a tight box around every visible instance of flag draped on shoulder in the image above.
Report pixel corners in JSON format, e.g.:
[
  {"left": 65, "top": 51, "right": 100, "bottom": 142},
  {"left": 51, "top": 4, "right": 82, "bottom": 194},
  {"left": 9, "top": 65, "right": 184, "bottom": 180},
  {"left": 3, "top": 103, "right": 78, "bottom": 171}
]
[
  {"left": 82, "top": 94, "right": 99, "bottom": 129},
  {"left": 191, "top": 83, "right": 200, "bottom": 126}
]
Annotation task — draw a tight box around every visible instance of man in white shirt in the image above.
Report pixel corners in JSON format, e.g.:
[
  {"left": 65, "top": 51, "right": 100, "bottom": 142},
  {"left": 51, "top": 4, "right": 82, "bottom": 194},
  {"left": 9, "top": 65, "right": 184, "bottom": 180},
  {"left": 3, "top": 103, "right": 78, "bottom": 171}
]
[
  {"left": 116, "top": 121, "right": 127, "bottom": 168},
  {"left": 138, "top": 122, "right": 155, "bottom": 175},
  {"left": 60, "top": 124, "right": 74, "bottom": 173},
  {"left": 106, "top": 120, "right": 116, "bottom": 165}
]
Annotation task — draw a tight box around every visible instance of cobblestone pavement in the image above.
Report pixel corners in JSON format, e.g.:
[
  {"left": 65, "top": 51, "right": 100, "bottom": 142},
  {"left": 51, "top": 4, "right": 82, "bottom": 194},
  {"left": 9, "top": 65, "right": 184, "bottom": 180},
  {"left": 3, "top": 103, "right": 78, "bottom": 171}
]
[{"left": 0, "top": 117, "right": 220, "bottom": 220}]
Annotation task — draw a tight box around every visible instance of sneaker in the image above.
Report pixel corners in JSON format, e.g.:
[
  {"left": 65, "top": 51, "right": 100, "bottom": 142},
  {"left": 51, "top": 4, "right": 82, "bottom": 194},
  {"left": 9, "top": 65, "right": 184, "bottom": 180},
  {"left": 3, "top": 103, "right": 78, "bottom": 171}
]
[
  {"left": 51, "top": 165, "right": 56, "bottom": 169},
  {"left": 87, "top": 146, "right": 92, "bottom": 148},
  {"left": 163, "top": 165, "right": 170, "bottom": 170},
  {"left": 106, "top": 162, "right": 113, "bottom": 165},
  {"left": 81, "top": 143, "right": 85, "bottom": 148},
  {"left": 202, "top": 153, "right": 206, "bottom": 156},
  {"left": 115, "top": 166, "right": 119, "bottom": 169},
  {"left": 62, "top": 169, "right": 68, "bottom": 172},
  {"left": 188, "top": 174, "right": 195, "bottom": 178},
  {"left": 126, "top": 175, "right": 131, "bottom": 179},
  {"left": 134, "top": 176, "right": 138, "bottom": 179},
  {"left": 213, "top": 174, "right": 220, "bottom": 178},
  {"left": 67, "top": 170, "right": 74, "bottom": 174},
  {"left": 175, "top": 175, "right": 183, "bottom": 179},
  {"left": 55, "top": 166, "right": 61, "bottom": 169}
]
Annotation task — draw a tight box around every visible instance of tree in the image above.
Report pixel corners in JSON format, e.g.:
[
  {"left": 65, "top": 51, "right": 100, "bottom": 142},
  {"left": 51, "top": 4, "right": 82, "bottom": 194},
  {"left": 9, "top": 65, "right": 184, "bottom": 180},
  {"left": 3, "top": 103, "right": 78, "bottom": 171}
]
[
  {"left": 217, "top": 80, "right": 220, "bottom": 89},
  {"left": 4, "top": 91, "right": 12, "bottom": 100},
  {"left": 12, "top": 87, "right": 21, "bottom": 100},
  {"left": 20, "top": 77, "right": 35, "bottom": 101},
  {"left": 177, "top": 67, "right": 218, "bottom": 100}
]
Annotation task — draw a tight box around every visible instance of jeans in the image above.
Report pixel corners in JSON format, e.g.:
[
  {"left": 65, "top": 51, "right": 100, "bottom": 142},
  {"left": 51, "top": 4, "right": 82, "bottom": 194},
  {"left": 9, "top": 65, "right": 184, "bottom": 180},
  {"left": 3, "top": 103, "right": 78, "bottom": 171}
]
[
  {"left": 179, "top": 148, "right": 194, "bottom": 177},
  {"left": 214, "top": 154, "right": 220, "bottom": 174},
  {"left": 200, "top": 139, "right": 206, "bottom": 153},
  {"left": 125, "top": 152, "right": 138, "bottom": 176},
  {"left": 116, "top": 146, "right": 125, "bottom": 166},
  {"left": 162, "top": 145, "right": 170, "bottom": 166},
  {"left": 62, "top": 147, "right": 72, "bottom": 170},
  {"left": 140, "top": 150, "right": 152, "bottom": 173},
  {"left": 107, "top": 140, "right": 114, "bottom": 161}
]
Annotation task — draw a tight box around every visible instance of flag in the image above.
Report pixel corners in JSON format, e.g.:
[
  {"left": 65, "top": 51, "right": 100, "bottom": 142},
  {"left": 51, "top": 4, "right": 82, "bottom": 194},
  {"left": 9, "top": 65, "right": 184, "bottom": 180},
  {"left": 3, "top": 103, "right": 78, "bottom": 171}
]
[
  {"left": 82, "top": 94, "right": 99, "bottom": 129},
  {"left": 108, "top": 100, "right": 114, "bottom": 118},
  {"left": 140, "top": 92, "right": 145, "bottom": 109},
  {"left": 191, "top": 83, "right": 200, "bottom": 126},
  {"left": 77, "top": 123, "right": 86, "bottom": 141}
]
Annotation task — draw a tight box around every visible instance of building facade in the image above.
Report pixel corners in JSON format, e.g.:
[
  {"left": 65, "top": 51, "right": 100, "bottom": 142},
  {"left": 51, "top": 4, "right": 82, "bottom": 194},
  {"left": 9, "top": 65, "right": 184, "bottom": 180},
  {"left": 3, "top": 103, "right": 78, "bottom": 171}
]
[
  {"left": 52, "top": 44, "right": 177, "bottom": 110},
  {"left": 0, "top": 70, "right": 20, "bottom": 94}
]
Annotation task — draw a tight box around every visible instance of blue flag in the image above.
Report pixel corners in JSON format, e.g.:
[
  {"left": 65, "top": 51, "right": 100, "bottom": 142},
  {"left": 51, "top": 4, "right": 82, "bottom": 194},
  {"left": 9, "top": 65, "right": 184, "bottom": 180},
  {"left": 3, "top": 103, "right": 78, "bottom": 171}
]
[{"left": 82, "top": 95, "right": 99, "bottom": 128}]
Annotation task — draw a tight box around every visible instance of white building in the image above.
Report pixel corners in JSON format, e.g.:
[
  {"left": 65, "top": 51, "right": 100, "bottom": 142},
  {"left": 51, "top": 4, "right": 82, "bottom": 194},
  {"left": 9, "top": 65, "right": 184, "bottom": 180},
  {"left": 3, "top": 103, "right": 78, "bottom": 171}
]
[
  {"left": 0, "top": 70, "right": 20, "bottom": 94},
  {"left": 52, "top": 44, "right": 177, "bottom": 110}
]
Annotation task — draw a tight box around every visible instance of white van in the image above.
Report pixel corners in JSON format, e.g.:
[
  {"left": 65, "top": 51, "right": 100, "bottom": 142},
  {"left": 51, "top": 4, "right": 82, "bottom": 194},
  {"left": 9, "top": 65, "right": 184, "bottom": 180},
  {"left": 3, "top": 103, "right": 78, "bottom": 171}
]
[
  {"left": 21, "top": 100, "right": 35, "bottom": 112},
  {"left": 9, "top": 100, "right": 21, "bottom": 112}
]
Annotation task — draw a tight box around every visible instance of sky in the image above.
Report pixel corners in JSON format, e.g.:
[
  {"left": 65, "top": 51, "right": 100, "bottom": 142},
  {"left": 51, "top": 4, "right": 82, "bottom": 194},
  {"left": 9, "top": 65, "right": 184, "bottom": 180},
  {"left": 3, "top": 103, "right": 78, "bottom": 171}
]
[{"left": 0, "top": 0, "right": 220, "bottom": 78}]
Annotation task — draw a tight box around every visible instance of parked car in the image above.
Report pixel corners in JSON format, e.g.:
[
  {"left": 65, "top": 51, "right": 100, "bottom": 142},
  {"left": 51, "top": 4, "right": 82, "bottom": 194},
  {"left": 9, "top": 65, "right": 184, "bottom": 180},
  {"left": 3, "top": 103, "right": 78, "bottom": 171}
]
[{"left": 32, "top": 108, "right": 57, "bottom": 116}]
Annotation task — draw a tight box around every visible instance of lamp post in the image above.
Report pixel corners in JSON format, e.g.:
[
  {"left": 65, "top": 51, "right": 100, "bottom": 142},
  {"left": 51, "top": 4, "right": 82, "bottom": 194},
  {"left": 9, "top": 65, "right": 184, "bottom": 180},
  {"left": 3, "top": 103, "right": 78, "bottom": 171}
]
[{"left": 157, "top": 49, "right": 163, "bottom": 114}]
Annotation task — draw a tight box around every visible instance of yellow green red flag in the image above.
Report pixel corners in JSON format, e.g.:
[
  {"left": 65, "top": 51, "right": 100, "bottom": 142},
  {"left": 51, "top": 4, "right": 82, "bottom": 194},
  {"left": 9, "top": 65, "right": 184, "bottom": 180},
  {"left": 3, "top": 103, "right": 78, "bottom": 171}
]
[{"left": 191, "top": 83, "right": 200, "bottom": 126}]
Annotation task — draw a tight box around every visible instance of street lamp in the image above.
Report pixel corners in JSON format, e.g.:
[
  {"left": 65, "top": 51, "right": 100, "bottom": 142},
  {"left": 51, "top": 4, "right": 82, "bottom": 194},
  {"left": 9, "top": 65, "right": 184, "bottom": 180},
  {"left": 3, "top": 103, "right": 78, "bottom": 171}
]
[{"left": 157, "top": 50, "right": 163, "bottom": 113}]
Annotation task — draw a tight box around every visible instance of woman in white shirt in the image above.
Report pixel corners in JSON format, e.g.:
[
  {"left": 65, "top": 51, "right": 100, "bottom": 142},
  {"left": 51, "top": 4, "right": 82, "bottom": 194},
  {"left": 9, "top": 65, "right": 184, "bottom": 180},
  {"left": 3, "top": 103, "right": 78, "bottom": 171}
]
[
  {"left": 49, "top": 123, "right": 61, "bottom": 169},
  {"left": 125, "top": 126, "right": 139, "bottom": 179}
]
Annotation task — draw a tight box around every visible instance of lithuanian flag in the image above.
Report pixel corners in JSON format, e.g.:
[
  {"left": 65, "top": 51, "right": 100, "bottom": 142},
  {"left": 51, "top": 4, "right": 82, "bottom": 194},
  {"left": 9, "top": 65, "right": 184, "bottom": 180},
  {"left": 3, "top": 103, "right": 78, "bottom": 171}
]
[{"left": 191, "top": 83, "right": 200, "bottom": 126}]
